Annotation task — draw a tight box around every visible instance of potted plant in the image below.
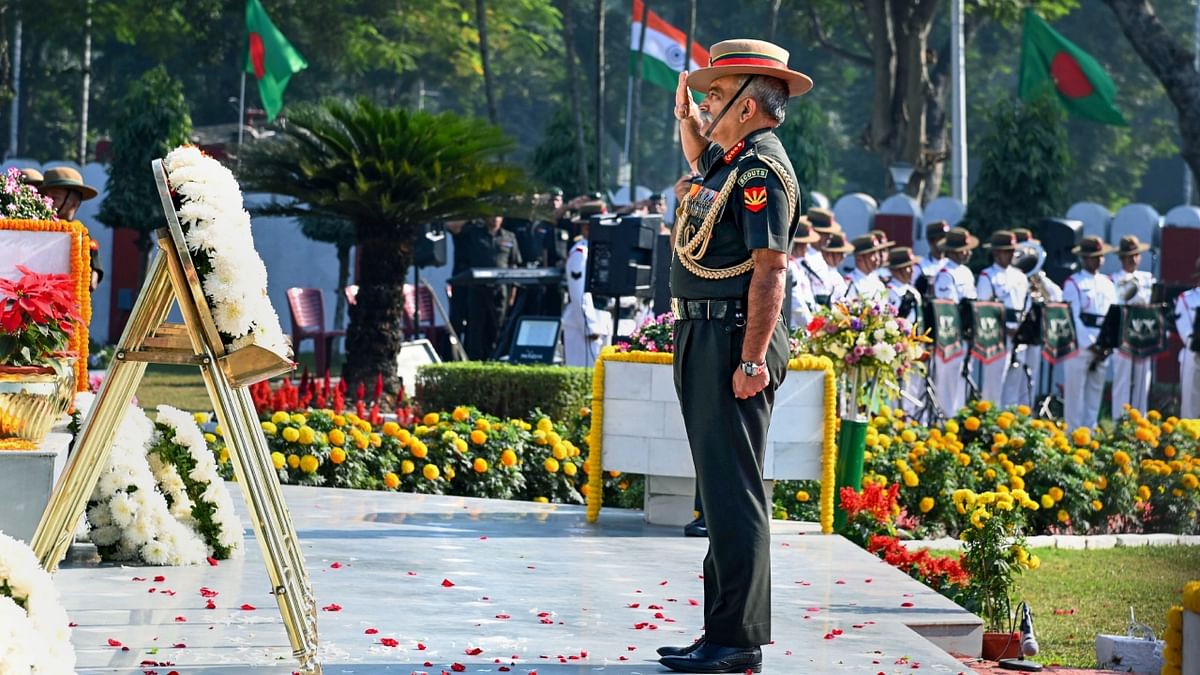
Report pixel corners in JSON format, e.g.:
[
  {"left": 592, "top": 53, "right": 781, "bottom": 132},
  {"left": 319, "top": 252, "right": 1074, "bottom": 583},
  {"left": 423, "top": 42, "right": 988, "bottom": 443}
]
[
  {"left": 0, "top": 265, "right": 82, "bottom": 445},
  {"left": 954, "top": 488, "right": 1042, "bottom": 661}
]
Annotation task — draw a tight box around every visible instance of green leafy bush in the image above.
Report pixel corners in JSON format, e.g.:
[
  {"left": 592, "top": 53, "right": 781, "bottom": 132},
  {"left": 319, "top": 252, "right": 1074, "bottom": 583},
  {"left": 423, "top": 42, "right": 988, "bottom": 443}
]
[{"left": 416, "top": 362, "right": 591, "bottom": 421}]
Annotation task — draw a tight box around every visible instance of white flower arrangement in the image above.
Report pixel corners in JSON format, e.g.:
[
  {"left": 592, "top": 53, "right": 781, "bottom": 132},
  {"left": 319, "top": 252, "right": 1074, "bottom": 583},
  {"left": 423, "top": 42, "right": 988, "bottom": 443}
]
[
  {"left": 148, "top": 405, "right": 244, "bottom": 559},
  {"left": 76, "top": 393, "right": 210, "bottom": 566},
  {"left": 162, "top": 145, "right": 291, "bottom": 358},
  {"left": 0, "top": 531, "right": 76, "bottom": 673}
]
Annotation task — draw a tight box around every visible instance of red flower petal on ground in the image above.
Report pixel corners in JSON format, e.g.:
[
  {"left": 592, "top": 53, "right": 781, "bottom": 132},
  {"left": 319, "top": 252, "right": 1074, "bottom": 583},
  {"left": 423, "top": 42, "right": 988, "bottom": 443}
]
[
  {"left": 417, "top": 642, "right": 427, "bottom": 650},
  {"left": 379, "top": 638, "right": 399, "bottom": 648},
  {"left": 174, "top": 616, "right": 186, "bottom": 622},
  {"left": 627, "top": 603, "right": 639, "bottom": 608},
  {"left": 688, "top": 599, "right": 699, "bottom": 606},
  {"left": 495, "top": 614, "right": 511, "bottom": 619},
  {"left": 441, "top": 579, "right": 455, "bottom": 587},
  {"left": 465, "top": 647, "right": 483, "bottom": 655},
  {"left": 330, "top": 562, "right": 343, "bottom": 569},
  {"left": 205, "top": 599, "right": 216, "bottom": 610},
  {"left": 107, "top": 639, "right": 122, "bottom": 647},
  {"left": 199, "top": 587, "right": 218, "bottom": 598},
  {"left": 451, "top": 664, "right": 466, "bottom": 672},
  {"left": 321, "top": 603, "right": 342, "bottom": 612},
  {"left": 901, "top": 602, "right": 914, "bottom": 607},
  {"left": 207, "top": 557, "right": 218, "bottom": 566},
  {"left": 659, "top": 580, "right": 668, "bottom": 586},
  {"left": 132, "top": 577, "right": 146, "bottom": 582},
  {"left": 240, "top": 604, "right": 256, "bottom": 610},
  {"left": 364, "top": 628, "right": 378, "bottom": 635},
  {"left": 154, "top": 576, "right": 166, "bottom": 582},
  {"left": 172, "top": 643, "right": 186, "bottom": 649}
]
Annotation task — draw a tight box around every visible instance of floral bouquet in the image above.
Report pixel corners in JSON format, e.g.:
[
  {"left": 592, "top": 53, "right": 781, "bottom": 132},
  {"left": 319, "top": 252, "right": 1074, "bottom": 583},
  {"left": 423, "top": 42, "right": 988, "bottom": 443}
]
[
  {"left": 798, "top": 298, "right": 928, "bottom": 419},
  {"left": 0, "top": 265, "right": 81, "bottom": 375},
  {"left": 0, "top": 167, "right": 57, "bottom": 220},
  {"left": 618, "top": 311, "right": 675, "bottom": 353}
]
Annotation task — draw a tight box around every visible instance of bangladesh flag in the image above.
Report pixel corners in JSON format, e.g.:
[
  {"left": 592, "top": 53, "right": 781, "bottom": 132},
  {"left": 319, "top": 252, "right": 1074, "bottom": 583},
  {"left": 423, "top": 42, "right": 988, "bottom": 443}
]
[
  {"left": 630, "top": 0, "right": 708, "bottom": 92},
  {"left": 1019, "top": 8, "right": 1126, "bottom": 126},
  {"left": 245, "top": 0, "right": 307, "bottom": 121}
]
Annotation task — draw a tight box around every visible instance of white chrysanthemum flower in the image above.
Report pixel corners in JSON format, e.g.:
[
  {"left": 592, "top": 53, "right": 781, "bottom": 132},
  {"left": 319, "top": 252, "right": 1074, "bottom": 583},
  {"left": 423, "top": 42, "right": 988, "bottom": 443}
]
[
  {"left": 86, "top": 504, "right": 112, "bottom": 528},
  {"left": 164, "top": 145, "right": 204, "bottom": 172},
  {"left": 124, "top": 515, "right": 155, "bottom": 547},
  {"left": 0, "top": 596, "right": 38, "bottom": 671},
  {"left": 141, "top": 540, "right": 170, "bottom": 565},
  {"left": 212, "top": 300, "right": 254, "bottom": 338},
  {"left": 96, "top": 469, "right": 126, "bottom": 497},
  {"left": 874, "top": 343, "right": 897, "bottom": 364},
  {"left": 107, "top": 493, "right": 137, "bottom": 528},
  {"left": 90, "top": 525, "right": 121, "bottom": 547}
]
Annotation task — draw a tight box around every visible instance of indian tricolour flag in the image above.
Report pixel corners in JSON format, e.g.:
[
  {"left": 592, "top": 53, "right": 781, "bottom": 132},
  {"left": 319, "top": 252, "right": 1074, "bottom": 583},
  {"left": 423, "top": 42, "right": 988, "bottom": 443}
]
[{"left": 630, "top": 0, "right": 708, "bottom": 92}]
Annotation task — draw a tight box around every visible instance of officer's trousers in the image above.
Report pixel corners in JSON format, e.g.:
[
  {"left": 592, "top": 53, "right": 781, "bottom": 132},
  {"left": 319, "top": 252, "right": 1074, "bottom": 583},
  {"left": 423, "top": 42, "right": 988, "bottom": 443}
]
[
  {"left": 1181, "top": 350, "right": 1200, "bottom": 419},
  {"left": 934, "top": 353, "right": 966, "bottom": 416},
  {"left": 1063, "top": 350, "right": 1107, "bottom": 431},
  {"left": 1111, "top": 353, "right": 1151, "bottom": 418},
  {"left": 673, "top": 315, "right": 788, "bottom": 648}
]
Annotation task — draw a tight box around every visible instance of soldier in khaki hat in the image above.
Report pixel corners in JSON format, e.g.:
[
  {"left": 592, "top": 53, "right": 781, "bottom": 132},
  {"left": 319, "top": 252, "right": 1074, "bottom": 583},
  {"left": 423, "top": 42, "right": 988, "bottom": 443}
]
[
  {"left": 837, "top": 234, "right": 889, "bottom": 301},
  {"left": 38, "top": 166, "right": 98, "bottom": 221},
  {"left": 976, "top": 230, "right": 1029, "bottom": 406},
  {"left": 1110, "top": 235, "right": 1155, "bottom": 417},
  {"left": 18, "top": 167, "right": 44, "bottom": 187},
  {"left": 932, "top": 227, "right": 979, "bottom": 415},
  {"left": 814, "top": 232, "right": 852, "bottom": 302},
  {"left": 886, "top": 246, "right": 924, "bottom": 414},
  {"left": 1062, "top": 235, "right": 1117, "bottom": 431},
  {"left": 918, "top": 220, "right": 950, "bottom": 281},
  {"left": 1174, "top": 257, "right": 1200, "bottom": 418},
  {"left": 787, "top": 217, "right": 820, "bottom": 328}
]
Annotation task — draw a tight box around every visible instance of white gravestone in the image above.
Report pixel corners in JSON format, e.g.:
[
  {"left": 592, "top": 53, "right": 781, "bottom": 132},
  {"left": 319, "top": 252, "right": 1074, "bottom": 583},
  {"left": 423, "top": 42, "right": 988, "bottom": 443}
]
[
  {"left": 832, "top": 193, "right": 877, "bottom": 242},
  {"left": 920, "top": 197, "right": 966, "bottom": 258},
  {"left": 1165, "top": 205, "right": 1200, "bottom": 230},
  {"left": 1066, "top": 201, "right": 1112, "bottom": 246}
]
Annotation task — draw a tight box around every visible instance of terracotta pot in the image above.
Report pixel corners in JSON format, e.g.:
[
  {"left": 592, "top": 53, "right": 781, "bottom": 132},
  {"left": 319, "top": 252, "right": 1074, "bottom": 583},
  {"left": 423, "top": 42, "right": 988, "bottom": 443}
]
[
  {"left": 0, "top": 359, "right": 76, "bottom": 445},
  {"left": 981, "top": 631, "right": 1022, "bottom": 661}
]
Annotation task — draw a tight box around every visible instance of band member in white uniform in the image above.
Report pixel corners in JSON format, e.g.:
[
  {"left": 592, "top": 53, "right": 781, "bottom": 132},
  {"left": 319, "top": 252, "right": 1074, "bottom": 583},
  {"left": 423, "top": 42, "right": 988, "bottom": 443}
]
[
  {"left": 976, "top": 230, "right": 1029, "bottom": 406},
  {"left": 806, "top": 207, "right": 840, "bottom": 273},
  {"left": 1009, "top": 229, "right": 1062, "bottom": 406},
  {"left": 788, "top": 219, "right": 821, "bottom": 329},
  {"left": 1175, "top": 257, "right": 1200, "bottom": 419},
  {"left": 838, "top": 234, "right": 890, "bottom": 302},
  {"left": 932, "top": 227, "right": 979, "bottom": 415},
  {"left": 869, "top": 229, "right": 895, "bottom": 285},
  {"left": 886, "top": 247, "right": 924, "bottom": 415},
  {"left": 560, "top": 207, "right": 612, "bottom": 366},
  {"left": 814, "top": 232, "right": 853, "bottom": 303},
  {"left": 1062, "top": 236, "right": 1117, "bottom": 431},
  {"left": 1110, "top": 235, "right": 1155, "bottom": 417},
  {"left": 918, "top": 221, "right": 950, "bottom": 281}
]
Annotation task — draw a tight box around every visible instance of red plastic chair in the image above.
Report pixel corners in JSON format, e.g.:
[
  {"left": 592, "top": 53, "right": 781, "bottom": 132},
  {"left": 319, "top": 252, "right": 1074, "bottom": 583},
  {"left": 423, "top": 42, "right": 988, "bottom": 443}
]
[
  {"left": 286, "top": 288, "right": 345, "bottom": 375},
  {"left": 402, "top": 284, "right": 443, "bottom": 344}
]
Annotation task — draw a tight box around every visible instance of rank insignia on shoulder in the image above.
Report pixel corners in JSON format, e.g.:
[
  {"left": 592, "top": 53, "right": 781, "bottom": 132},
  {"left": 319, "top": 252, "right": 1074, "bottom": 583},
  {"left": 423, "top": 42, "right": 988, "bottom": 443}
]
[{"left": 743, "top": 185, "right": 767, "bottom": 213}]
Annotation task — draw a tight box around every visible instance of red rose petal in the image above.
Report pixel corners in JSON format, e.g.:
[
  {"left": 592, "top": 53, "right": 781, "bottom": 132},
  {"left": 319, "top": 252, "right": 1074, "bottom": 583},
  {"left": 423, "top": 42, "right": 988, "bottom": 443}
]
[
  {"left": 364, "top": 628, "right": 379, "bottom": 635},
  {"left": 627, "top": 603, "right": 640, "bottom": 608},
  {"left": 465, "top": 647, "right": 483, "bottom": 655},
  {"left": 321, "top": 603, "right": 342, "bottom": 612},
  {"left": 901, "top": 602, "right": 914, "bottom": 607},
  {"left": 380, "top": 637, "right": 399, "bottom": 648},
  {"left": 417, "top": 642, "right": 427, "bottom": 650},
  {"left": 205, "top": 599, "right": 216, "bottom": 610},
  {"left": 107, "top": 638, "right": 123, "bottom": 647},
  {"left": 199, "top": 587, "right": 218, "bottom": 598},
  {"left": 451, "top": 664, "right": 466, "bottom": 672},
  {"left": 441, "top": 579, "right": 455, "bottom": 587},
  {"left": 688, "top": 598, "right": 699, "bottom": 606},
  {"left": 154, "top": 575, "right": 166, "bottom": 582},
  {"left": 174, "top": 616, "right": 186, "bottom": 623},
  {"left": 330, "top": 562, "right": 342, "bottom": 569},
  {"left": 240, "top": 604, "right": 256, "bottom": 611}
]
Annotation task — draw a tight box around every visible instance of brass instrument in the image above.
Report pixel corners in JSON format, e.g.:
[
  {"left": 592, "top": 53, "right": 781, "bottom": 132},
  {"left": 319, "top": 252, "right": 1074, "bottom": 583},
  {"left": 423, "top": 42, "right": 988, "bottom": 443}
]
[{"left": 32, "top": 160, "right": 321, "bottom": 673}]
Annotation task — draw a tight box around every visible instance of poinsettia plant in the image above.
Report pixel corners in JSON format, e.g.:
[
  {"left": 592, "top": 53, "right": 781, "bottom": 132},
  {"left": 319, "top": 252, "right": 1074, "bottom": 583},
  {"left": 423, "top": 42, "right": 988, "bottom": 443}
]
[{"left": 0, "top": 265, "right": 81, "bottom": 372}]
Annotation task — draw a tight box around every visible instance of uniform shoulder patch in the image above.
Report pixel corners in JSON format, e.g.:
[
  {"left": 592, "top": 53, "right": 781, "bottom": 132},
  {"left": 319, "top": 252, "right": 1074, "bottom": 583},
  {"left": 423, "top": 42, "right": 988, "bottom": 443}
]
[
  {"left": 737, "top": 167, "right": 770, "bottom": 186},
  {"left": 743, "top": 185, "right": 767, "bottom": 213}
]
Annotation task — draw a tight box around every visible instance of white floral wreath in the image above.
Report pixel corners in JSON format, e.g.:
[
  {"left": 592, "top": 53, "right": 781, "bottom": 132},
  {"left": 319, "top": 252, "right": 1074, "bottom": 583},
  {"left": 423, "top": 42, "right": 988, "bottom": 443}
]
[{"left": 0, "top": 531, "right": 76, "bottom": 673}]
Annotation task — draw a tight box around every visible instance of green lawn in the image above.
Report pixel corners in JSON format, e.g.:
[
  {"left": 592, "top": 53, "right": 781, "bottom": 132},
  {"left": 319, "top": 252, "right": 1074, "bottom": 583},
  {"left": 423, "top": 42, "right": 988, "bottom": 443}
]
[
  {"left": 130, "top": 351, "right": 342, "bottom": 412},
  {"left": 1014, "top": 545, "right": 1199, "bottom": 668}
]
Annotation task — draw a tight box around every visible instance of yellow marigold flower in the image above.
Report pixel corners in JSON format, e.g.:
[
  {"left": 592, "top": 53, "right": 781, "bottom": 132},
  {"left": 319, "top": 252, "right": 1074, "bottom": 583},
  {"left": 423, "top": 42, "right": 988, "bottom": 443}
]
[
  {"left": 537, "top": 417, "right": 554, "bottom": 433},
  {"left": 1172, "top": 488, "right": 1184, "bottom": 498},
  {"left": 282, "top": 427, "right": 300, "bottom": 443},
  {"left": 260, "top": 421, "right": 278, "bottom": 436},
  {"left": 1183, "top": 581, "right": 1200, "bottom": 614},
  {"left": 964, "top": 416, "right": 981, "bottom": 432},
  {"left": 270, "top": 411, "right": 289, "bottom": 424},
  {"left": 901, "top": 429, "right": 917, "bottom": 443},
  {"left": 298, "top": 426, "right": 315, "bottom": 445},
  {"left": 452, "top": 406, "right": 470, "bottom": 422},
  {"left": 1098, "top": 475, "right": 1109, "bottom": 489},
  {"left": 453, "top": 438, "right": 468, "bottom": 454},
  {"left": 958, "top": 453, "right": 971, "bottom": 467},
  {"left": 997, "top": 415, "right": 1013, "bottom": 431},
  {"left": 500, "top": 448, "right": 517, "bottom": 467},
  {"left": 1009, "top": 436, "right": 1026, "bottom": 449},
  {"left": 473, "top": 458, "right": 488, "bottom": 473},
  {"left": 1016, "top": 405, "right": 1032, "bottom": 416},
  {"left": 1137, "top": 485, "right": 1152, "bottom": 501},
  {"left": 423, "top": 413, "right": 440, "bottom": 426},
  {"left": 580, "top": 406, "right": 591, "bottom": 417},
  {"left": 287, "top": 453, "right": 300, "bottom": 469},
  {"left": 534, "top": 496, "right": 549, "bottom": 503},
  {"left": 609, "top": 470, "right": 621, "bottom": 478},
  {"left": 544, "top": 457, "right": 560, "bottom": 473},
  {"left": 441, "top": 430, "right": 458, "bottom": 442},
  {"left": 1056, "top": 509, "right": 1070, "bottom": 523},
  {"left": 475, "top": 418, "right": 491, "bottom": 432},
  {"left": 333, "top": 414, "right": 347, "bottom": 427},
  {"left": 985, "top": 468, "right": 997, "bottom": 480},
  {"left": 271, "top": 451, "right": 286, "bottom": 470},
  {"left": 1136, "top": 427, "right": 1154, "bottom": 443},
  {"left": 290, "top": 413, "right": 306, "bottom": 426},
  {"left": 1010, "top": 476, "right": 1025, "bottom": 490},
  {"left": 369, "top": 433, "right": 381, "bottom": 448},
  {"left": 549, "top": 443, "right": 567, "bottom": 461},
  {"left": 401, "top": 459, "right": 415, "bottom": 475},
  {"left": 1165, "top": 445, "right": 1177, "bottom": 458},
  {"left": 970, "top": 508, "right": 990, "bottom": 529},
  {"left": 944, "top": 420, "right": 959, "bottom": 435},
  {"left": 330, "top": 447, "right": 347, "bottom": 465},
  {"left": 1182, "top": 474, "right": 1199, "bottom": 490},
  {"left": 410, "top": 440, "right": 428, "bottom": 459},
  {"left": 382, "top": 421, "right": 400, "bottom": 437},
  {"left": 470, "top": 430, "right": 487, "bottom": 445},
  {"left": 563, "top": 462, "right": 577, "bottom": 477},
  {"left": 204, "top": 432, "right": 217, "bottom": 443},
  {"left": 384, "top": 472, "right": 400, "bottom": 489},
  {"left": 1072, "top": 427, "right": 1091, "bottom": 447},
  {"left": 919, "top": 497, "right": 935, "bottom": 513},
  {"left": 422, "top": 463, "right": 440, "bottom": 480},
  {"left": 796, "top": 490, "right": 811, "bottom": 502},
  {"left": 299, "top": 454, "right": 319, "bottom": 474},
  {"left": 397, "top": 428, "right": 412, "bottom": 445},
  {"left": 1040, "top": 494, "right": 1055, "bottom": 509},
  {"left": 903, "top": 471, "right": 919, "bottom": 487},
  {"left": 975, "top": 400, "right": 992, "bottom": 413},
  {"left": 532, "top": 429, "right": 548, "bottom": 445},
  {"left": 1090, "top": 499, "right": 1103, "bottom": 511},
  {"left": 445, "top": 465, "right": 456, "bottom": 480}
]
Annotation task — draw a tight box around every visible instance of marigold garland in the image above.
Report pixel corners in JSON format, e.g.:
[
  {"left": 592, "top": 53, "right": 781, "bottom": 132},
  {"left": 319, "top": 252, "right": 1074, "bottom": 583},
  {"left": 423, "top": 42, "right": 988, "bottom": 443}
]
[
  {"left": 0, "top": 219, "right": 91, "bottom": 390},
  {"left": 586, "top": 347, "right": 838, "bottom": 533}
]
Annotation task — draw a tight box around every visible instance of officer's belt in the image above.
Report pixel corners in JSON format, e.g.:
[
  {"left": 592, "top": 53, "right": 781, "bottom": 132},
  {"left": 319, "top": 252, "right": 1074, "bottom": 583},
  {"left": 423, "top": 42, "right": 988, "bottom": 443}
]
[
  {"left": 1081, "top": 312, "right": 1105, "bottom": 328},
  {"left": 671, "top": 298, "right": 744, "bottom": 321}
]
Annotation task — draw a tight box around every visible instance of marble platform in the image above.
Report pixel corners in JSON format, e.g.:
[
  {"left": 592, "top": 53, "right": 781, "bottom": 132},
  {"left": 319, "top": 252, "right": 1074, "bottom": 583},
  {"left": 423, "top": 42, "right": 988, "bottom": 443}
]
[{"left": 56, "top": 485, "right": 981, "bottom": 674}]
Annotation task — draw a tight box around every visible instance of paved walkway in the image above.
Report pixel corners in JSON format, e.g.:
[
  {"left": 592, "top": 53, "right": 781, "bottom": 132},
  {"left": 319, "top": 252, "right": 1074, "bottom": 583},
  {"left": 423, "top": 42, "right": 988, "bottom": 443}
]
[
  {"left": 57, "top": 485, "right": 982, "bottom": 673},
  {"left": 958, "top": 658, "right": 1126, "bottom": 675}
]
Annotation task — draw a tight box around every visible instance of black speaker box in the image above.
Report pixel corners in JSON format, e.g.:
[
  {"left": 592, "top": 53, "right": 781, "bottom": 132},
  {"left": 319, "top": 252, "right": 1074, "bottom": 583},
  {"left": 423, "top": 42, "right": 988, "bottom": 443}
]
[
  {"left": 586, "top": 214, "right": 661, "bottom": 298},
  {"left": 1038, "top": 217, "right": 1083, "bottom": 287},
  {"left": 415, "top": 229, "right": 447, "bottom": 268}
]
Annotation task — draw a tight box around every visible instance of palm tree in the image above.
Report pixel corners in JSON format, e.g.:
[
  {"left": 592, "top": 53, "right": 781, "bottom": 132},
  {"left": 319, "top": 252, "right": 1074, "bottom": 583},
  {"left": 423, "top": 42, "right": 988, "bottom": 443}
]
[{"left": 242, "top": 98, "right": 526, "bottom": 392}]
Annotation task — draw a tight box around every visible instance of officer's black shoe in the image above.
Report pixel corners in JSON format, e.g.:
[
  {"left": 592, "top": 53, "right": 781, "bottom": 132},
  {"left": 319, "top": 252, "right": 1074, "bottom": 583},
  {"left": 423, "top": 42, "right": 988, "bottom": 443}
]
[
  {"left": 683, "top": 515, "right": 707, "bottom": 537},
  {"left": 655, "top": 637, "right": 704, "bottom": 657},
  {"left": 659, "top": 642, "right": 762, "bottom": 673}
]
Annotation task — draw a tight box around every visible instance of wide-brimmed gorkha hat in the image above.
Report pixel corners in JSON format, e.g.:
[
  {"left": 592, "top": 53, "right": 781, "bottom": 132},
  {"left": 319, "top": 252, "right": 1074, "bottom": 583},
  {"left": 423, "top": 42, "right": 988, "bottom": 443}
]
[
  {"left": 924, "top": 220, "right": 950, "bottom": 242},
  {"left": 686, "top": 39, "right": 814, "bottom": 97},
  {"left": 808, "top": 207, "right": 839, "bottom": 234},
  {"left": 869, "top": 229, "right": 895, "bottom": 250},
  {"left": 820, "top": 232, "right": 854, "bottom": 254},
  {"left": 1117, "top": 235, "right": 1151, "bottom": 257},
  {"left": 940, "top": 227, "right": 979, "bottom": 252},
  {"left": 1072, "top": 235, "right": 1115, "bottom": 258},
  {"left": 792, "top": 217, "right": 818, "bottom": 245},
  {"left": 983, "top": 230, "right": 1019, "bottom": 251},
  {"left": 887, "top": 247, "right": 919, "bottom": 270},
  {"left": 1013, "top": 228, "right": 1037, "bottom": 244},
  {"left": 18, "top": 168, "right": 43, "bottom": 187},
  {"left": 40, "top": 167, "right": 98, "bottom": 200},
  {"left": 852, "top": 234, "right": 889, "bottom": 256},
  {"left": 571, "top": 200, "right": 607, "bottom": 224}
]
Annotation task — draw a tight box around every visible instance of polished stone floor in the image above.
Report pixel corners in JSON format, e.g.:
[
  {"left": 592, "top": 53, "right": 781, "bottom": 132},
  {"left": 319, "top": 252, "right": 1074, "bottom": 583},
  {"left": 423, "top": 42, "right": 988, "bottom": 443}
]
[{"left": 57, "top": 485, "right": 979, "bottom": 674}]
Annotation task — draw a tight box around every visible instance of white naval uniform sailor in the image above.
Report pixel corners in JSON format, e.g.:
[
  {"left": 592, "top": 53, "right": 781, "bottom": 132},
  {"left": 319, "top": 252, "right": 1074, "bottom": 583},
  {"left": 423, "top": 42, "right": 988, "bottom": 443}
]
[
  {"left": 1110, "top": 267, "right": 1155, "bottom": 417},
  {"left": 1062, "top": 265, "right": 1116, "bottom": 431},
  {"left": 933, "top": 258, "right": 977, "bottom": 416},
  {"left": 1175, "top": 284, "right": 1200, "bottom": 419},
  {"left": 788, "top": 256, "right": 818, "bottom": 329},
  {"left": 560, "top": 238, "right": 612, "bottom": 367},
  {"left": 887, "top": 276, "right": 923, "bottom": 415},
  {"left": 840, "top": 268, "right": 888, "bottom": 303},
  {"left": 1014, "top": 272, "right": 1064, "bottom": 407},
  {"left": 976, "top": 263, "right": 1029, "bottom": 407}
]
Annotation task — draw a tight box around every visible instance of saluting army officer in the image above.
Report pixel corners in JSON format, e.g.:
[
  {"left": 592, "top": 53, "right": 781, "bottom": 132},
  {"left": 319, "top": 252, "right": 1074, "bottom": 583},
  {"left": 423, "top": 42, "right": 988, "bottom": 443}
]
[
  {"left": 1062, "top": 236, "right": 1117, "bottom": 431},
  {"left": 1175, "top": 257, "right": 1200, "bottom": 419},
  {"left": 932, "top": 227, "right": 979, "bottom": 416},
  {"left": 1110, "top": 235, "right": 1155, "bottom": 417},
  {"left": 660, "top": 38, "right": 810, "bottom": 675},
  {"left": 976, "top": 230, "right": 1029, "bottom": 406},
  {"left": 560, "top": 201, "right": 612, "bottom": 367}
]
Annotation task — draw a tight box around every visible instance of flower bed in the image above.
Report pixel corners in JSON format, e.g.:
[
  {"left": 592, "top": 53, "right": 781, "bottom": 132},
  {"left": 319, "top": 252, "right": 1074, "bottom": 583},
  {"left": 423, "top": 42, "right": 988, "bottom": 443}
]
[{"left": 775, "top": 402, "right": 1200, "bottom": 536}]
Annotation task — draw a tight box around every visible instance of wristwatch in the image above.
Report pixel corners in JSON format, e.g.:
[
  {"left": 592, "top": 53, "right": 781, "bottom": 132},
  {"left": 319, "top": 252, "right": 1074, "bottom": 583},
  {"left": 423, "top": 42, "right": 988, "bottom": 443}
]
[{"left": 740, "top": 360, "right": 766, "bottom": 377}]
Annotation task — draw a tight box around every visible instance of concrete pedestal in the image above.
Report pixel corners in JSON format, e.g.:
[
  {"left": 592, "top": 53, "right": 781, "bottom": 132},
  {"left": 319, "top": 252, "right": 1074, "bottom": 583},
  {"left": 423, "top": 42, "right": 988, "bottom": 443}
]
[
  {"left": 1094, "top": 634, "right": 1163, "bottom": 674},
  {"left": 0, "top": 432, "right": 71, "bottom": 543}
]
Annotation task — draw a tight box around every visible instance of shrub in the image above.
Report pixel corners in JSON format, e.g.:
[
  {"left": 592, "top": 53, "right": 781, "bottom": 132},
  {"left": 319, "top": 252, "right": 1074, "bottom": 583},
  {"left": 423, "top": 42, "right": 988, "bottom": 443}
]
[{"left": 416, "top": 362, "right": 591, "bottom": 421}]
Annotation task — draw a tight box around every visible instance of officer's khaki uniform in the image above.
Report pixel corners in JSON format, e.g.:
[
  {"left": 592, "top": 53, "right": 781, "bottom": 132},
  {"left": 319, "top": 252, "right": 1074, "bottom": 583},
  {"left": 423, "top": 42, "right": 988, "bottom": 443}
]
[{"left": 671, "top": 128, "right": 797, "bottom": 648}]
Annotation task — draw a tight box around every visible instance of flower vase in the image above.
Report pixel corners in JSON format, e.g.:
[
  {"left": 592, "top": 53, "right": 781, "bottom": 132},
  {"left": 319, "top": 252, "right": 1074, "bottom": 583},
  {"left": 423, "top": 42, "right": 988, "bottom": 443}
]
[
  {"left": 0, "top": 359, "right": 76, "bottom": 446},
  {"left": 833, "top": 366, "right": 868, "bottom": 531}
]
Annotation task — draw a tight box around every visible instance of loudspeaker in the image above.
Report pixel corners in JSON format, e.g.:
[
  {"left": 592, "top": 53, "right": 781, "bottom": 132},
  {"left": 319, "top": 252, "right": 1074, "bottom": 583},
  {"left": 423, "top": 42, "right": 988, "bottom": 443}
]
[
  {"left": 586, "top": 214, "right": 660, "bottom": 298},
  {"left": 1038, "top": 218, "right": 1082, "bottom": 288},
  {"left": 652, "top": 232, "right": 672, "bottom": 315},
  {"left": 415, "top": 228, "right": 447, "bottom": 268}
]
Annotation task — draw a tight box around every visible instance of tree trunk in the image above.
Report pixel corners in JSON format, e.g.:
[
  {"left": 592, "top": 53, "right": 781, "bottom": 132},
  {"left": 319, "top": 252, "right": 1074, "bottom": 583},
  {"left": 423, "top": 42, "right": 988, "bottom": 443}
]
[
  {"left": 1102, "top": 0, "right": 1200, "bottom": 198},
  {"left": 342, "top": 232, "right": 412, "bottom": 395},
  {"left": 767, "top": 0, "right": 783, "bottom": 42},
  {"left": 561, "top": 0, "right": 589, "bottom": 193},
  {"left": 78, "top": 0, "right": 91, "bottom": 165},
  {"left": 476, "top": 0, "right": 498, "bottom": 125},
  {"left": 333, "top": 242, "right": 351, "bottom": 330},
  {"left": 595, "top": 0, "right": 606, "bottom": 193}
]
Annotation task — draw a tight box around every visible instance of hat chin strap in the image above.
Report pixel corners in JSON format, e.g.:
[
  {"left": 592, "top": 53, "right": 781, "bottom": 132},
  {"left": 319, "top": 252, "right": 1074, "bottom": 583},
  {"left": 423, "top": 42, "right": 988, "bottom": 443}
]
[{"left": 703, "top": 75, "right": 756, "bottom": 139}]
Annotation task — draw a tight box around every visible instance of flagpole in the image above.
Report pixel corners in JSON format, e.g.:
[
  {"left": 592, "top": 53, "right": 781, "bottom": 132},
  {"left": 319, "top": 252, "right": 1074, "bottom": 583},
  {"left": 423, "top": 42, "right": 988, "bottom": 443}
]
[
  {"left": 678, "top": 0, "right": 696, "bottom": 177},
  {"left": 237, "top": 71, "right": 246, "bottom": 174},
  {"left": 950, "top": 0, "right": 968, "bottom": 205},
  {"left": 1187, "top": 0, "right": 1199, "bottom": 205},
  {"left": 628, "top": 0, "right": 651, "bottom": 203}
]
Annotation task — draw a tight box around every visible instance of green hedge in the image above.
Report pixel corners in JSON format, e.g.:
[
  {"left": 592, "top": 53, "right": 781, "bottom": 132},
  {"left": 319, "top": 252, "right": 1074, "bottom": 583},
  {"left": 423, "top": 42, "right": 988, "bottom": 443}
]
[{"left": 415, "top": 362, "right": 592, "bottom": 420}]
